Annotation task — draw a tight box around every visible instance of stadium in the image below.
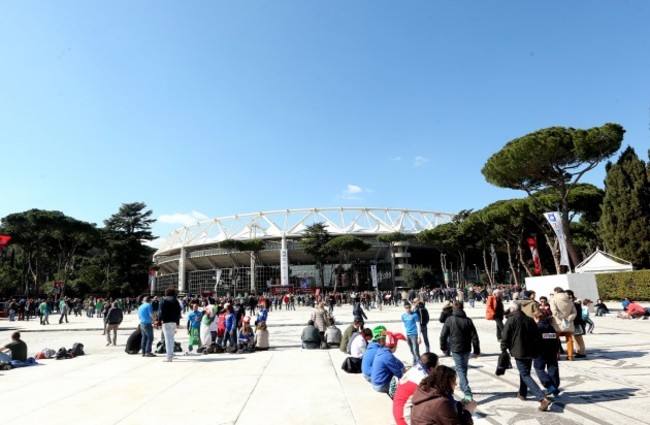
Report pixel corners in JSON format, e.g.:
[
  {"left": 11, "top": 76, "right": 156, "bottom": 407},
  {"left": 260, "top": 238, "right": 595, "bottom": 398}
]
[{"left": 153, "top": 207, "right": 454, "bottom": 295}]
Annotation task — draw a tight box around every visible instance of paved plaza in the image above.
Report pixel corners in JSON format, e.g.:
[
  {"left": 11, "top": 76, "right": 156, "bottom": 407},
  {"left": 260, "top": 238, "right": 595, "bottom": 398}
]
[{"left": 1, "top": 301, "right": 649, "bottom": 425}]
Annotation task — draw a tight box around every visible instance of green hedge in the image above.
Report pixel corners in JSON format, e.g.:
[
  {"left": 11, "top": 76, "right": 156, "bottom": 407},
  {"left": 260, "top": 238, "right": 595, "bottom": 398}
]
[{"left": 596, "top": 270, "right": 650, "bottom": 301}]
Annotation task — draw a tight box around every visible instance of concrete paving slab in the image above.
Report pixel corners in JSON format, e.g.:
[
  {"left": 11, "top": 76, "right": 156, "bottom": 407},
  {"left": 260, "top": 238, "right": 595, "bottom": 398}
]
[{"left": 1, "top": 301, "right": 649, "bottom": 424}]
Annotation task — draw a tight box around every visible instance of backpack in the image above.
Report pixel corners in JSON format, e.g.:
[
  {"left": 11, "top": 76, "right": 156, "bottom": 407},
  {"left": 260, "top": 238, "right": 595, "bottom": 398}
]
[
  {"left": 217, "top": 313, "right": 227, "bottom": 337},
  {"left": 155, "top": 341, "right": 183, "bottom": 354},
  {"left": 341, "top": 356, "right": 362, "bottom": 374},
  {"left": 486, "top": 296, "right": 496, "bottom": 320},
  {"left": 71, "top": 343, "right": 85, "bottom": 357},
  {"left": 55, "top": 347, "right": 72, "bottom": 360},
  {"left": 125, "top": 328, "right": 142, "bottom": 355}
]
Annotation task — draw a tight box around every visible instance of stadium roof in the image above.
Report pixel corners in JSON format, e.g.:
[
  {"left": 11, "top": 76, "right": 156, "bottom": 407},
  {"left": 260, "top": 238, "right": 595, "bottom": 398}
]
[{"left": 154, "top": 207, "right": 454, "bottom": 256}]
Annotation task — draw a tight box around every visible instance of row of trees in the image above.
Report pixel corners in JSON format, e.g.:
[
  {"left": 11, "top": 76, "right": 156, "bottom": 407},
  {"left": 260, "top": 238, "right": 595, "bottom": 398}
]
[
  {"left": 0, "top": 202, "right": 156, "bottom": 297},
  {"left": 419, "top": 123, "right": 650, "bottom": 287},
  {"left": 2, "top": 123, "right": 647, "bottom": 295}
]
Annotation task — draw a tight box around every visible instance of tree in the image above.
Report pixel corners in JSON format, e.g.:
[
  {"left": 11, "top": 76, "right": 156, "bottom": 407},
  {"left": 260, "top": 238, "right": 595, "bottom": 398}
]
[
  {"left": 377, "top": 232, "right": 409, "bottom": 289},
  {"left": 599, "top": 147, "right": 650, "bottom": 268},
  {"left": 402, "top": 266, "right": 436, "bottom": 289},
  {"left": 482, "top": 123, "right": 625, "bottom": 268},
  {"left": 300, "top": 223, "right": 335, "bottom": 291},
  {"left": 418, "top": 210, "right": 473, "bottom": 285},
  {"left": 103, "top": 202, "right": 156, "bottom": 296},
  {"left": 325, "top": 235, "right": 371, "bottom": 293}
]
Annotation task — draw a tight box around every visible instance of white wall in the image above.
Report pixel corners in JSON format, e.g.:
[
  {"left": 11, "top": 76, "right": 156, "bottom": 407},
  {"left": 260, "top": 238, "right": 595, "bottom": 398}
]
[{"left": 525, "top": 273, "right": 600, "bottom": 307}]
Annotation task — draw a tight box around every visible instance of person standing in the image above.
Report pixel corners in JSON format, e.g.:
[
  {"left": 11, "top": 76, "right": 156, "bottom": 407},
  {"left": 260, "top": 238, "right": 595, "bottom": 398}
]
[
  {"left": 486, "top": 289, "right": 505, "bottom": 341},
  {"left": 413, "top": 298, "right": 430, "bottom": 353},
  {"left": 533, "top": 312, "right": 561, "bottom": 397},
  {"left": 39, "top": 298, "right": 51, "bottom": 325},
  {"left": 58, "top": 297, "right": 69, "bottom": 324},
  {"left": 440, "top": 301, "right": 480, "bottom": 401},
  {"left": 137, "top": 297, "right": 157, "bottom": 357},
  {"left": 186, "top": 301, "right": 202, "bottom": 354},
  {"left": 549, "top": 287, "right": 577, "bottom": 360},
  {"left": 104, "top": 301, "right": 124, "bottom": 346},
  {"left": 501, "top": 301, "right": 552, "bottom": 411},
  {"left": 401, "top": 302, "right": 421, "bottom": 365},
  {"left": 158, "top": 288, "right": 182, "bottom": 362}
]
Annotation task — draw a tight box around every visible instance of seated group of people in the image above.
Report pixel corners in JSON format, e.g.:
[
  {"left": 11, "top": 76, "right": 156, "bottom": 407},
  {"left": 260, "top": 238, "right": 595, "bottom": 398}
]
[
  {"left": 337, "top": 319, "right": 476, "bottom": 425},
  {"left": 618, "top": 298, "right": 649, "bottom": 319}
]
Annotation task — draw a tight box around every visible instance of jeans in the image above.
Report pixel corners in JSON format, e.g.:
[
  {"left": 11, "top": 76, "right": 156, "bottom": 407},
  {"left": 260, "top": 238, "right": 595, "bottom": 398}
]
[
  {"left": 516, "top": 358, "right": 545, "bottom": 400},
  {"left": 420, "top": 327, "right": 430, "bottom": 353},
  {"left": 140, "top": 324, "right": 154, "bottom": 354},
  {"left": 451, "top": 351, "right": 472, "bottom": 397},
  {"left": 162, "top": 322, "right": 177, "bottom": 359},
  {"left": 533, "top": 355, "right": 560, "bottom": 391},
  {"left": 495, "top": 318, "right": 504, "bottom": 341},
  {"left": 406, "top": 334, "right": 420, "bottom": 363}
]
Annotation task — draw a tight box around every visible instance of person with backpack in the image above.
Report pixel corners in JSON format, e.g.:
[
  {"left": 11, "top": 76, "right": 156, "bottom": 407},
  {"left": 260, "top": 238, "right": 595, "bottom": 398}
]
[
  {"left": 486, "top": 289, "right": 505, "bottom": 341},
  {"left": 104, "top": 301, "right": 124, "bottom": 346}
]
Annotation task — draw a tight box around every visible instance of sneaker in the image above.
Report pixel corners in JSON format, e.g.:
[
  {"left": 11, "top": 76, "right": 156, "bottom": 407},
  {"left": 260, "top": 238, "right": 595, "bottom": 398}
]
[
  {"left": 539, "top": 398, "right": 551, "bottom": 411},
  {"left": 106, "top": 342, "right": 111, "bottom": 346},
  {"left": 575, "top": 353, "right": 587, "bottom": 359},
  {"left": 463, "top": 395, "right": 473, "bottom": 402},
  {"left": 145, "top": 353, "right": 157, "bottom": 357},
  {"left": 517, "top": 394, "right": 527, "bottom": 401}
]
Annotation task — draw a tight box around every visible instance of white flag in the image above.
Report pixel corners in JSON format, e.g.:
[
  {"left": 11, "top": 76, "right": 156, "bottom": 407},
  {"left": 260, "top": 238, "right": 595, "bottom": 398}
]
[{"left": 543, "top": 212, "right": 570, "bottom": 267}]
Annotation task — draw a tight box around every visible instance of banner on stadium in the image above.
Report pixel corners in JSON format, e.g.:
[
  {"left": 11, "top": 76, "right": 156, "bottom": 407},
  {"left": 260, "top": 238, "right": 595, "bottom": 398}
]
[
  {"left": 370, "top": 264, "right": 378, "bottom": 288},
  {"left": 543, "top": 211, "right": 570, "bottom": 267},
  {"left": 280, "top": 249, "right": 289, "bottom": 286}
]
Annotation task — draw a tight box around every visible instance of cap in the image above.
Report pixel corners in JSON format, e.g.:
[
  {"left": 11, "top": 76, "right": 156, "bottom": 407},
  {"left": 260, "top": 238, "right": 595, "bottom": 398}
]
[
  {"left": 371, "top": 325, "right": 387, "bottom": 340},
  {"left": 384, "top": 331, "right": 407, "bottom": 349}
]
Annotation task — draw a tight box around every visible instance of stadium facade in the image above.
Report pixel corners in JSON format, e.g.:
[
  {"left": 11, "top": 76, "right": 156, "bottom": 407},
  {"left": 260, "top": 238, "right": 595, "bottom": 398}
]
[{"left": 153, "top": 207, "right": 454, "bottom": 295}]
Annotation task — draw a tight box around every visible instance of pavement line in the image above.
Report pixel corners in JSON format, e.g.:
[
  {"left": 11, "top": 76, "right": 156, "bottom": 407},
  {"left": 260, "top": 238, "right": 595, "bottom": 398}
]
[
  {"left": 329, "top": 350, "right": 359, "bottom": 425},
  {"left": 233, "top": 351, "right": 275, "bottom": 425}
]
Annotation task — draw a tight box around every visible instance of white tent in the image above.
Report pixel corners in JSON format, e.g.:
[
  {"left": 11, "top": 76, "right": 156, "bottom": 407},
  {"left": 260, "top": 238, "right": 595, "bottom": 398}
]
[{"left": 574, "top": 249, "right": 633, "bottom": 274}]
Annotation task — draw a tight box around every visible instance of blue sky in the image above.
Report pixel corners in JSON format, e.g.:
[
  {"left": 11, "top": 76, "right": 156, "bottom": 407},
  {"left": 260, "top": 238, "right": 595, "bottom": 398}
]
[{"left": 2, "top": 1, "right": 649, "bottom": 247}]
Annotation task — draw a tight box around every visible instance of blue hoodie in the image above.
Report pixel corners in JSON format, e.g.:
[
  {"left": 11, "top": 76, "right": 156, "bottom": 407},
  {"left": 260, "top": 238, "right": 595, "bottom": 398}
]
[
  {"left": 361, "top": 341, "right": 381, "bottom": 378},
  {"left": 371, "top": 347, "right": 404, "bottom": 387}
]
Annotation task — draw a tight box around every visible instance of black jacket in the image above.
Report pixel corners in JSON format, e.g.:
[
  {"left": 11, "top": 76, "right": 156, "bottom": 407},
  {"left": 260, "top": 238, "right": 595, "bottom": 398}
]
[
  {"left": 158, "top": 296, "right": 182, "bottom": 325},
  {"left": 105, "top": 307, "right": 123, "bottom": 325},
  {"left": 415, "top": 303, "right": 429, "bottom": 327},
  {"left": 500, "top": 310, "right": 541, "bottom": 359},
  {"left": 440, "top": 309, "right": 480, "bottom": 354},
  {"left": 536, "top": 319, "right": 560, "bottom": 360}
]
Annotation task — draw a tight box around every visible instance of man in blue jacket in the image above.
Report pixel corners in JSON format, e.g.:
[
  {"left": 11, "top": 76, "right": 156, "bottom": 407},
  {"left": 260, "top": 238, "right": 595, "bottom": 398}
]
[
  {"left": 371, "top": 330, "right": 406, "bottom": 393},
  {"left": 361, "top": 325, "right": 386, "bottom": 381}
]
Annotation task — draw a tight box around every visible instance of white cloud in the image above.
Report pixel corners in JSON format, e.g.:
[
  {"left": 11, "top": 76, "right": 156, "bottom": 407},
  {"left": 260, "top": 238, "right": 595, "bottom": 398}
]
[
  {"left": 413, "top": 156, "right": 428, "bottom": 167},
  {"left": 390, "top": 156, "right": 402, "bottom": 161},
  {"left": 158, "top": 210, "right": 209, "bottom": 226},
  {"left": 344, "top": 184, "right": 363, "bottom": 194},
  {"left": 339, "top": 184, "right": 373, "bottom": 200}
]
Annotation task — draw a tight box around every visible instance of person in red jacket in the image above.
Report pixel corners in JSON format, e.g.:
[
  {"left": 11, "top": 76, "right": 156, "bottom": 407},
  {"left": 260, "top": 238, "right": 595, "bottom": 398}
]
[{"left": 392, "top": 352, "right": 439, "bottom": 425}]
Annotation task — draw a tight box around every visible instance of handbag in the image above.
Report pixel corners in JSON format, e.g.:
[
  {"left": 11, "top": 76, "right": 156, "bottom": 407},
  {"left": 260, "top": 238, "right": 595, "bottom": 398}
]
[
  {"left": 495, "top": 351, "right": 513, "bottom": 376},
  {"left": 560, "top": 319, "right": 571, "bottom": 331}
]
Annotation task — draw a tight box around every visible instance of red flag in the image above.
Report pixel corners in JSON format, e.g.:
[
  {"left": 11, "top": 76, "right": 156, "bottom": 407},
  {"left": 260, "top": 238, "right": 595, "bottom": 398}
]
[
  {"left": 0, "top": 235, "right": 11, "bottom": 249},
  {"left": 527, "top": 236, "right": 541, "bottom": 275}
]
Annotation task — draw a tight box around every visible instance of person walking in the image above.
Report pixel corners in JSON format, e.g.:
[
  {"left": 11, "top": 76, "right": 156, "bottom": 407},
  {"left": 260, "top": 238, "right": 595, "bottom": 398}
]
[
  {"left": 440, "top": 301, "right": 480, "bottom": 402},
  {"left": 158, "top": 288, "right": 182, "bottom": 362},
  {"left": 137, "top": 297, "right": 156, "bottom": 357},
  {"left": 104, "top": 301, "right": 124, "bottom": 346},
  {"left": 486, "top": 289, "right": 505, "bottom": 341},
  {"left": 501, "top": 301, "right": 552, "bottom": 412}
]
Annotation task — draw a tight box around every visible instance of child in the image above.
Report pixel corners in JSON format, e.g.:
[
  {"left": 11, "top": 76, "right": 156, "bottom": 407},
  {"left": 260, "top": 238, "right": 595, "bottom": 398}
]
[
  {"left": 238, "top": 316, "right": 255, "bottom": 353},
  {"left": 186, "top": 302, "right": 202, "bottom": 354},
  {"left": 533, "top": 312, "right": 561, "bottom": 396},
  {"left": 582, "top": 299, "right": 594, "bottom": 334}
]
